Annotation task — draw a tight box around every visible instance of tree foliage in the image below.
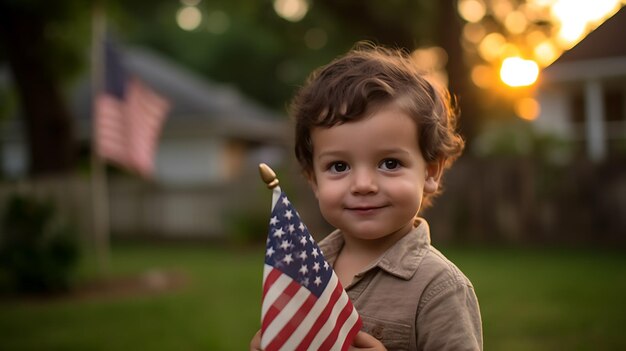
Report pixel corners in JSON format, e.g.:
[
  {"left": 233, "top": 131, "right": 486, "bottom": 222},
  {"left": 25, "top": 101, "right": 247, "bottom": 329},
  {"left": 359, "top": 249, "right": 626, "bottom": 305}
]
[{"left": 1, "top": 0, "right": 480, "bottom": 175}]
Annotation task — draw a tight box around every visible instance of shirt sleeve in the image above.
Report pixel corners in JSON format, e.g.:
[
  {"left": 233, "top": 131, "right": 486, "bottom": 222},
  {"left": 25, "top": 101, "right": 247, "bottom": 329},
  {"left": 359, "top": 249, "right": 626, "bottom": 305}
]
[{"left": 416, "top": 278, "right": 483, "bottom": 351}]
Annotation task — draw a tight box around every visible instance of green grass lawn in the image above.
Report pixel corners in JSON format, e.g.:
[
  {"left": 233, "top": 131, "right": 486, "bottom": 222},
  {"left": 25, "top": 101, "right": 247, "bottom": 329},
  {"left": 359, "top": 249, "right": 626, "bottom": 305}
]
[{"left": 1, "top": 243, "right": 625, "bottom": 350}]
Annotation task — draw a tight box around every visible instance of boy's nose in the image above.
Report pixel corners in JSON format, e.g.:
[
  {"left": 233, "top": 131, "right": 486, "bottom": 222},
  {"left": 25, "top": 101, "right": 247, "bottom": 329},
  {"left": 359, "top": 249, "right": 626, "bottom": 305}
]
[{"left": 350, "top": 168, "right": 378, "bottom": 194}]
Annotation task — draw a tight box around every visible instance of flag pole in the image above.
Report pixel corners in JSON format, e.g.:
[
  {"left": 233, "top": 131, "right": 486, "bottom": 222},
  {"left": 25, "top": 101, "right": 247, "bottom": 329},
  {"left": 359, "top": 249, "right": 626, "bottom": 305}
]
[{"left": 90, "top": 1, "right": 110, "bottom": 274}]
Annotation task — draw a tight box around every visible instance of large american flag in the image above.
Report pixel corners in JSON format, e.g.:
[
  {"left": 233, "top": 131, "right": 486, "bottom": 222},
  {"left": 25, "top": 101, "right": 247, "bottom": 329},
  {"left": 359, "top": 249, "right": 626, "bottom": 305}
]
[
  {"left": 261, "top": 186, "right": 362, "bottom": 351},
  {"left": 94, "top": 40, "right": 170, "bottom": 177}
]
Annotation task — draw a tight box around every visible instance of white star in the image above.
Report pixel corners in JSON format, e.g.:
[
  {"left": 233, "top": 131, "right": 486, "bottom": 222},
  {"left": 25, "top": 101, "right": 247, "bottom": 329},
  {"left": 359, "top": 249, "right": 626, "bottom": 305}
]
[
  {"left": 279, "top": 240, "right": 292, "bottom": 251},
  {"left": 282, "top": 197, "right": 290, "bottom": 206},
  {"left": 311, "top": 248, "right": 319, "bottom": 258},
  {"left": 309, "top": 235, "right": 315, "bottom": 244},
  {"left": 300, "top": 236, "right": 308, "bottom": 246},
  {"left": 299, "top": 222, "right": 305, "bottom": 232},
  {"left": 301, "top": 277, "right": 309, "bottom": 287},
  {"left": 273, "top": 228, "right": 285, "bottom": 239},
  {"left": 314, "top": 276, "right": 322, "bottom": 286},
  {"left": 298, "top": 251, "right": 308, "bottom": 260},
  {"left": 266, "top": 246, "right": 275, "bottom": 257},
  {"left": 269, "top": 216, "right": 279, "bottom": 226},
  {"left": 324, "top": 261, "right": 329, "bottom": 270},
  {"left": 283, "top": 254, "right": 293, "bottom": 265},
  {"left": 284, "top": 210, "right": 294, "bottom": 220},
  {"left": 299, "top": 264, "right": 309, "bottom": 275},
  {"left": 288, "top": 224, "right": 295, "bottom": 233},
  {"left": 312, "top": 262, "right": 320, "bottom": 272}
]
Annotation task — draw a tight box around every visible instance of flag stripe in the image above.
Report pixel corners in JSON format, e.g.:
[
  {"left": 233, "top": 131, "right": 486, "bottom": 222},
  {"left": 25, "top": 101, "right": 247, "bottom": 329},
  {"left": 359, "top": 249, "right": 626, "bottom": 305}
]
[
  {"left": 266, "top": 294, "right": 317, "bottom": 351},
  {"left": 295, "top": 281, "right": 344, "bottom": 350},
  {"left": 281, "top": 273, "right": 340, "bottom": 348},
  {"left": 262, "top": 279, "right": 302, "bottom": 334},
  {"left": 319, "top": 295, "right": 360, "bottom": 351},
  {"left": 264, "top": 281, "right": 309, "bottom": 335},
  {"left": 262, "top": 266, "right": 283, "bottom": 301},
  {"left": 340, "top": 310, "right": 363, "bottom": 351},
  {"left": 264, "top": 286, "right": 317, "bottom": 350},
  {"left": 261, "top": 270, "right": 295, "bottom": 320}
]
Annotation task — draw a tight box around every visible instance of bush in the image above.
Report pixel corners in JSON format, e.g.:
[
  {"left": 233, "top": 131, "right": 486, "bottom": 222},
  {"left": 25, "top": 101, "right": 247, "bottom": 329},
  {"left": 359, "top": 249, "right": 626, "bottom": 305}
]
[{"left": 0, "top": 194, "right": 79, "bottom": 294}]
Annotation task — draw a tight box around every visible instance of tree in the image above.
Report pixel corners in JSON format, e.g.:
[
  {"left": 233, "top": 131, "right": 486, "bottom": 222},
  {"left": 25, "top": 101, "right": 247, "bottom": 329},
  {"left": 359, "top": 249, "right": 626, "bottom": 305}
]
[
  {"left": 314, "top": 0, "right": 481, "bottom": 139},
  {"left": 0, "top": 0, "right": 89, "bottom": 176}
]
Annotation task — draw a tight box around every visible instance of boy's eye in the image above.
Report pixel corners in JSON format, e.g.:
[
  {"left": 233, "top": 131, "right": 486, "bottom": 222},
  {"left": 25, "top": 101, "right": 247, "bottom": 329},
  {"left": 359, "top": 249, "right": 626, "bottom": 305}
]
[
  {"left": 329, "top": 162, "right": 349, "bottom": 173},
  {"left": 380, "top": 159, "right": 400, "bottom": 171}
]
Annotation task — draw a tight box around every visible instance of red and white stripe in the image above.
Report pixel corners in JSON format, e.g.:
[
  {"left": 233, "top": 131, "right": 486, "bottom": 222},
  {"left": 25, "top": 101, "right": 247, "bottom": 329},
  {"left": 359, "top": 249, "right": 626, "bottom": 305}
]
[
  {"left": 261, "top": 265, "right": 362, "bottom": 351},
  {"left": 95, "top": 78, "right": 169, "bottom": 177}
]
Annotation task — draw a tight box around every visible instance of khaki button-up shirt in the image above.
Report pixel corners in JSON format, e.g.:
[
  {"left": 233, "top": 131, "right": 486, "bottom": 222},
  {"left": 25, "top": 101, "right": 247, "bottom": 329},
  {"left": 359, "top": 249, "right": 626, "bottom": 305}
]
[{"left": 318, "top": 219, "right": 483, "bottom": 351}]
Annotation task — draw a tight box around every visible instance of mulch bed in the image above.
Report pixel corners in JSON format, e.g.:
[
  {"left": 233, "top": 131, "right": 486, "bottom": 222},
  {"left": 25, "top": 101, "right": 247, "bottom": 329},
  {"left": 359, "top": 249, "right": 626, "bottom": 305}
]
[{"left": 2, "top": 270, "right": 188, "bottom": 303}]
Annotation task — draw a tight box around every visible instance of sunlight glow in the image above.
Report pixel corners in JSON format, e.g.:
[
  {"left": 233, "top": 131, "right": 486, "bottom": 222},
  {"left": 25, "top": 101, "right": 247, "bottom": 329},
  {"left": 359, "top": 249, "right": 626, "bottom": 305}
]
[
  {"left": 534, "top": 40, "right": 559, "bottom": 66},
  {"left": 551, "top": 0, "right": 622, "bottom": 47},
  {"left": 463, "top": 23, "right": 487, "bottom": 44},
  {"left": 530, "top": 0, "right": 556, "bottom": 6},
  {"left": 273, "top": 0, "right": 309, "bottom": 22},
  {"left": 504, "top": 11, "right": 528, "bottom": 34},
  {"left": 177, "top": 6, "right": 202, "bottom": 31},
  {"left": 458, "top": 0, "right": 625, "bottom": 95},
  {"left": 515, "top": 98, "right": 541, "bottom": 121},
  {"left": 458, "top": 0, "right": 487, "bottom": 23},
  {"left": 491, "top": 0, "right": 515, "bottom": 22},
  {"left": 500, "top": 57, "right": 539, "bottom": 87},
  {"left": 411, "top": 47, "right": 449, "bottom": 87},
  {"left": 471, "top": 64, "right": 494, "bottom": 89},
  {"left": 478, "top": 32, "right": 507, "bottom": 62},
  {"left": 526, "top": 30, "right": 547, "bottom": 47}
]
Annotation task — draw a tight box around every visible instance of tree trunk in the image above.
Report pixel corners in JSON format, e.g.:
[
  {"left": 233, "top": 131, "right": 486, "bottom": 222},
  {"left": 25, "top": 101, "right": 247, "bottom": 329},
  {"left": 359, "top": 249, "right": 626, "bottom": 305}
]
[
  {"left": 438, "top": 0, "right": 480, "bottom": 142},
  {"left": 0, "top": 5, "right": 76, "bottom": 176}
]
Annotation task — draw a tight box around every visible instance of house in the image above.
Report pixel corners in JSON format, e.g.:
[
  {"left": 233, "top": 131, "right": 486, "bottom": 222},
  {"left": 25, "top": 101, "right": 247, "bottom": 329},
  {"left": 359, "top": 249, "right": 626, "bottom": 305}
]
[
  {"left": 535, "top": 6, "right": 626, "bottom": 161},
  {"left": 70, "top": 45, "right": 289, "bottom": 185},
  {"left": 1, "top": 46, "right": 290, "bottom": 238}
]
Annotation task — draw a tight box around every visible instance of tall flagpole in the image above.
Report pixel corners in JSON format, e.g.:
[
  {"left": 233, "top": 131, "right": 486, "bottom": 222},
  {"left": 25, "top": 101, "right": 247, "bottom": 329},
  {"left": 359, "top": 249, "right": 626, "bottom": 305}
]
[{"left": 90, "top": 1, "right": 110, "bottom": 274}]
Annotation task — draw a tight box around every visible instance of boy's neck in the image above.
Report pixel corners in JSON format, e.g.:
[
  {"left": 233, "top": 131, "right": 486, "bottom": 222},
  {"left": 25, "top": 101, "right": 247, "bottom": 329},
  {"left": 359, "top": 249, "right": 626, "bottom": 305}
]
[
  {"left": 340, "top": 222, "right": 414, "bottom": 267},
  {"left": 334, "top": 222, "right": 414, "bottom": 288}
]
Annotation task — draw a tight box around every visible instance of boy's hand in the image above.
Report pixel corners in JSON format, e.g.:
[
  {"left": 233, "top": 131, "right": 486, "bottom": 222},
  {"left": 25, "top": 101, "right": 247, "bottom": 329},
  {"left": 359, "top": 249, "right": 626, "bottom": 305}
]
[
  {"left": 349, "top": 331, "right": 388, "bottom": 351},
  {"left": 250, "top": 329, "right": 262, "bottom": 351},
  {"left": 251, "top": 329, "right": 387, "bottom": 351}
]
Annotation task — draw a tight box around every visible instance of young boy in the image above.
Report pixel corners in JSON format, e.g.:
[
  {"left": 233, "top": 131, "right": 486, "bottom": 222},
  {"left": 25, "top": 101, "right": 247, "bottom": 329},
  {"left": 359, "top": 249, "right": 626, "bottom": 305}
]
[{"left": 252, "top": 43, "right": 482, "bottom": 350}]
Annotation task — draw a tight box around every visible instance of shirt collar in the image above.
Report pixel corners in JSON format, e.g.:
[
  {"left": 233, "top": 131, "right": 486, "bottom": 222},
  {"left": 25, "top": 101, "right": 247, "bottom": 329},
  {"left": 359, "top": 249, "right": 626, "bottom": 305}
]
[{"left": 318, "top": 218, "right": 432, "bottom": 281}]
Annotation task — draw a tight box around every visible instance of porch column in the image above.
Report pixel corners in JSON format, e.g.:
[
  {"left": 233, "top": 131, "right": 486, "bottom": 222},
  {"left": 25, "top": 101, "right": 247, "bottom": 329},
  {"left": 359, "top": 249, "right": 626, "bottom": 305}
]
[{"left": 584, "top": 80, "right": 607, "bottom": 161}]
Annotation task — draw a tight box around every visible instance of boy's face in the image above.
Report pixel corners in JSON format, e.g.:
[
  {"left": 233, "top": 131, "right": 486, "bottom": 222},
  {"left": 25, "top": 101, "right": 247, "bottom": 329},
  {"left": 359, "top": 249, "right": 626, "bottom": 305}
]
[{"left": 308, "top": 102, "right": 442, "bottom": 243}]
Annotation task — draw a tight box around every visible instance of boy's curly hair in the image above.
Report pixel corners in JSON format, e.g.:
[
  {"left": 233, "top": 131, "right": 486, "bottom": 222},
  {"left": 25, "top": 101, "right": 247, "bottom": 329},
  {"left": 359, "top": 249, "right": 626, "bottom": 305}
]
[{"left": 290, "top": 43, "right": 465, "bottom": 206}]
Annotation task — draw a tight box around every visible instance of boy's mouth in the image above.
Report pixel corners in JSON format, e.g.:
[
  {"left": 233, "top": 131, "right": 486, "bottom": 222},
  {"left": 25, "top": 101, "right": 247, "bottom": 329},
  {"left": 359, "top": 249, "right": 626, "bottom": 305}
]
[{"left": 345, "top": 205, "right": 387, "bottom": 214}]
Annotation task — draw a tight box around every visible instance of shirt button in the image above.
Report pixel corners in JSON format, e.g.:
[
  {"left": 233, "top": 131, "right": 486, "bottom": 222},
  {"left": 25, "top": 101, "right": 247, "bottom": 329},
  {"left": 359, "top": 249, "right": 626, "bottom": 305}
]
[{"left": 371, "top": 325, "right": 384, "bottom": 340}]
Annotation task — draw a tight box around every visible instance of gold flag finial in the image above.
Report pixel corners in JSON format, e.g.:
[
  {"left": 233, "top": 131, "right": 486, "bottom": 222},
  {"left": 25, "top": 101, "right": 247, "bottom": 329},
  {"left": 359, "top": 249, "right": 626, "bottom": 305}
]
[{"left": 259, "top": 163, "right": 280, "bottom": 189}]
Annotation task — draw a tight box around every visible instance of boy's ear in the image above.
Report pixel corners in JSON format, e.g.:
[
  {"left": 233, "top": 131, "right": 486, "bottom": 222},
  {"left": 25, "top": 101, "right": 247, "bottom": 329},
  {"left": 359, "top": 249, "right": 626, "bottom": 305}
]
[
  {"left": 305, "top": 170, "right": 319, "bottom": 198},
  {"left": 424, "top": 158, "right": 445, "bottom": 194}
]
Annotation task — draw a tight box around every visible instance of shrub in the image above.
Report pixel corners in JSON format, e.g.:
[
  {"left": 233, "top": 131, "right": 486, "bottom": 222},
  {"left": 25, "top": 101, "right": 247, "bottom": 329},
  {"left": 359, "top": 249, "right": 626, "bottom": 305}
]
[{"left": 0, "top": 194, "right": 79, "bottom": 294}]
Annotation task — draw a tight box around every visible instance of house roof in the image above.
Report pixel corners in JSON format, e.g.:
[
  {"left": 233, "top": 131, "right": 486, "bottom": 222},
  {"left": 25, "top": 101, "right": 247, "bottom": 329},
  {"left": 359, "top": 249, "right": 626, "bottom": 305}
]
[
  {"left": 551, "top": 6, "right": 626, "bottom": 65},
  {"left": 541, "top": 6, "right": 626, "bottom": 84},
  {"left": 69, "top": 45, "right": 289, "bottom": 143}
]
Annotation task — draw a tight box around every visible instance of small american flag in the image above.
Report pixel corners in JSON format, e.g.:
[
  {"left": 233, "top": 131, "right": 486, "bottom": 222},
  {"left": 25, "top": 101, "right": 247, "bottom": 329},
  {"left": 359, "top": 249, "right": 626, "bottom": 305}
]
[
  {"left": 261, "top": 186, "right": 362, "bottom": 351},
  {"left": 94, "top": 40, "right": 170, "bottom": 177}
]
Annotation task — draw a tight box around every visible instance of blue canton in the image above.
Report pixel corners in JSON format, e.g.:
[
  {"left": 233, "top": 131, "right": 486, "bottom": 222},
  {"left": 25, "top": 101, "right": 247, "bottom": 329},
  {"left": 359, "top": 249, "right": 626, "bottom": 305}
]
[{"left": 265, "top": 192, "right": 332, "bottom": 297}]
